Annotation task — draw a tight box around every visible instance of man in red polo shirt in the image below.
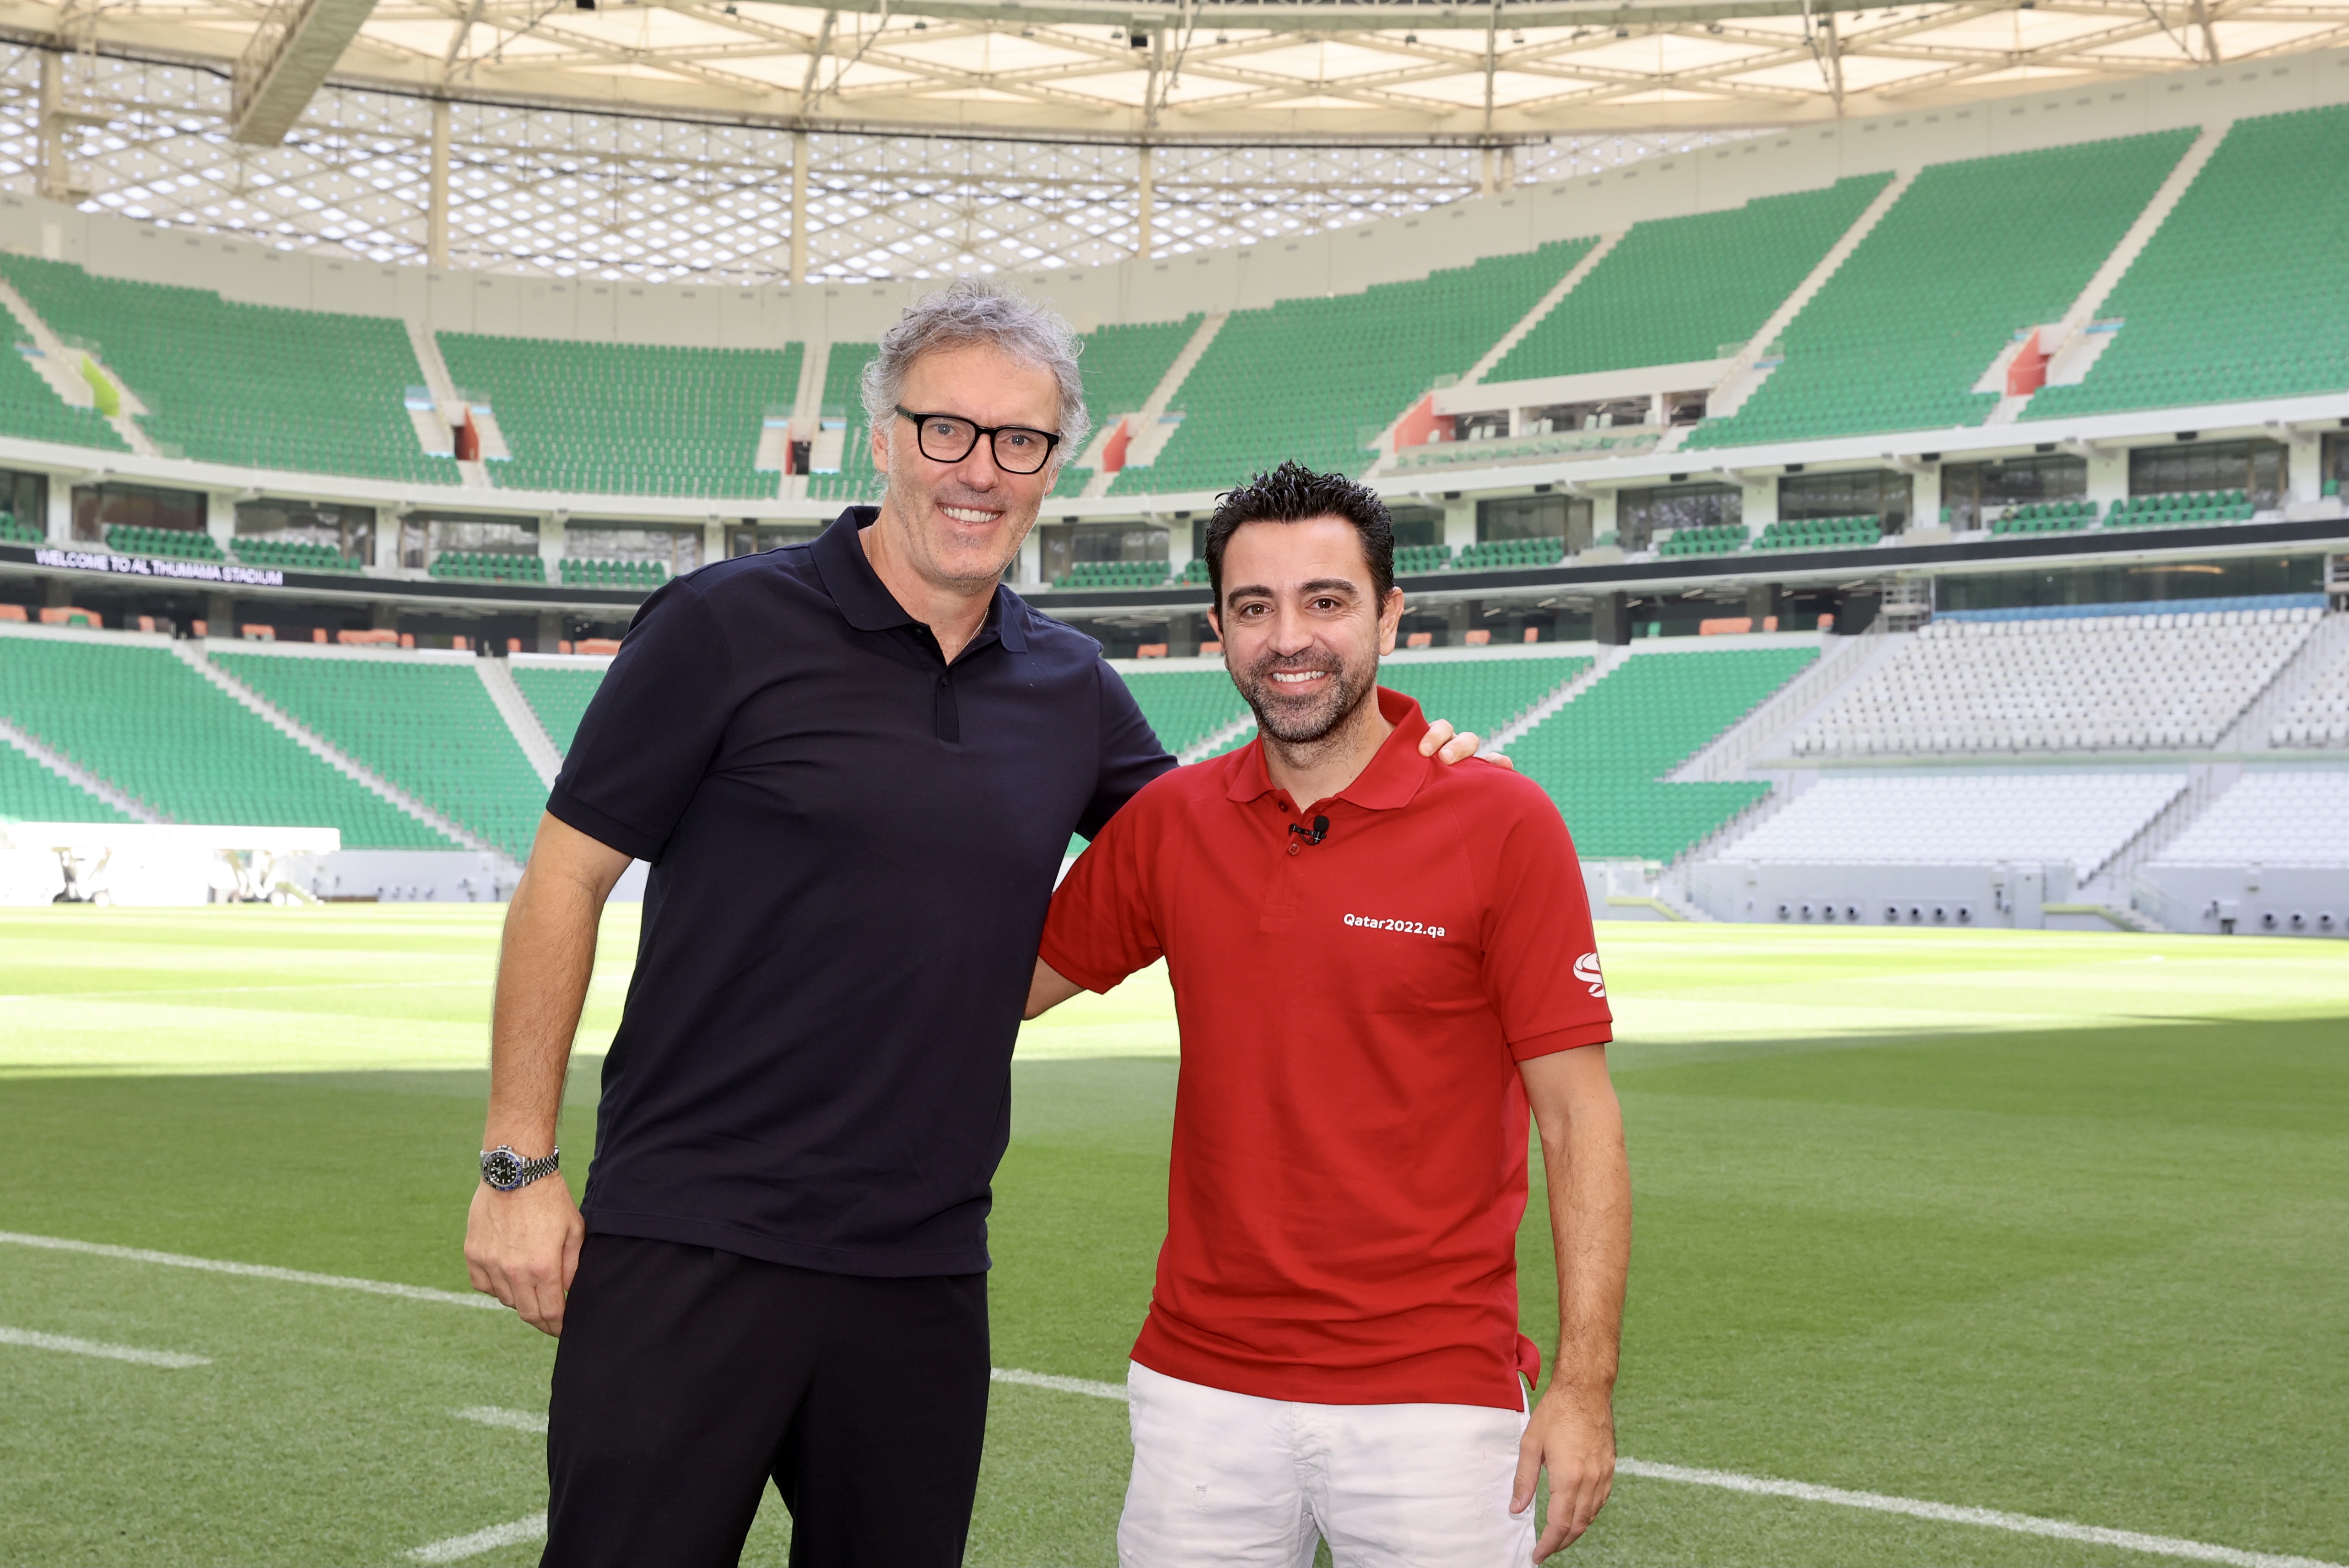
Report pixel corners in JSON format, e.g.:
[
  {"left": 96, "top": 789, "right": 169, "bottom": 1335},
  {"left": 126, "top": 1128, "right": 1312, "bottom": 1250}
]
[{"left": 1026, "top": 463, "right": 1631, "bottom": 1566}]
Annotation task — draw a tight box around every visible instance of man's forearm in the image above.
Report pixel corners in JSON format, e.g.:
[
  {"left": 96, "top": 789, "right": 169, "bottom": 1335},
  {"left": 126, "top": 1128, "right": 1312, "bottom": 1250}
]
[
  {"left": 1545, "top": 1084, "right": 1631, "bottom": 1397},
  {"left": 483, "top": 850, "right": 611, "bottom": 1151}
]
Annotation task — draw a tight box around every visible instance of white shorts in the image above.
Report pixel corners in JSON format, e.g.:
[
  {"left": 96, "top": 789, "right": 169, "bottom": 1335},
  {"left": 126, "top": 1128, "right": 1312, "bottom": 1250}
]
[{"left": 1117, "top": 1361, "right": 1537, "bottom": 1568}]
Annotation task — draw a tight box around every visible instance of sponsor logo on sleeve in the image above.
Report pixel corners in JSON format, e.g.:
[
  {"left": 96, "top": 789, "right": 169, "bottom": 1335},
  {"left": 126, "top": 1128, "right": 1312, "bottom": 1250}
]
[{"left": 1573, "top": 952, "right": 1605, "bottom": 998}]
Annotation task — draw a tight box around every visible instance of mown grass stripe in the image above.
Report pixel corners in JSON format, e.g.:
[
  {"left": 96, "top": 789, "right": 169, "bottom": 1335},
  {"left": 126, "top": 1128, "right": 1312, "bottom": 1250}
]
[{"left": 0, "top": 1325, "right": 210, "bottom": 1368}]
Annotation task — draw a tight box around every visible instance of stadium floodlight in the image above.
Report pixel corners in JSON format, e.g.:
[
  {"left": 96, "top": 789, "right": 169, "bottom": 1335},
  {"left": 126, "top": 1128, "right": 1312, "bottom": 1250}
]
[{"left": 229, "top": 0, "right": 382, "bottom": 146}]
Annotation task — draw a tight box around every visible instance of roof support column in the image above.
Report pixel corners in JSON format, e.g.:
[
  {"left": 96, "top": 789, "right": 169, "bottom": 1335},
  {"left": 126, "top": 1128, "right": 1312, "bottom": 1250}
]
[
  {"left": 791, "top": 129, "right": 810, "bottom": 287},
  {"left": 427, "top": 98, "right": 450, "bottom": 270},
  {"left": 1136, "top": 143, "right": 1155, "bottom": 262},
  {"left": 38, "top": 51, "right": 66, "bottom": 203}
]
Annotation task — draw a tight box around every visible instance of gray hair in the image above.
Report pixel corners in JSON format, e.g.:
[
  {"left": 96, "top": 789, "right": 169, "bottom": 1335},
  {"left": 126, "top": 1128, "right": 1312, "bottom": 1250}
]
[{"left": 860, "top": 278, "right": 1090, "bottom": 475}]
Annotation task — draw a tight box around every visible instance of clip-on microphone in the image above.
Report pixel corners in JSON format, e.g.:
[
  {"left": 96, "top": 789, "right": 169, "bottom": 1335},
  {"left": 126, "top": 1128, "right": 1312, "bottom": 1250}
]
[{"left": 1287, "top": 814, "right": 1331, "bottom": 847}]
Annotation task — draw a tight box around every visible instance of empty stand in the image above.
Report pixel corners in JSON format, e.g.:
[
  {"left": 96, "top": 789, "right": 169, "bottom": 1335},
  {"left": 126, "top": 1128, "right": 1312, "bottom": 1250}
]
[
  {"left": 0, "top": 512, "right": 42, "bottom": 545},
  {"left": 1487, "top": 175, "right": 1891, "bottom": 383},
  {"left": 0, "top": 634, "right": 447, "bottom": 846},
  {"left": 1114, "top": 239, "right": 1591, "bottom": 496},
  {"left": 431, "top": 551, "right": 545, "bottom": 585},
  {"left": 1119, "top": 668, "right": 1251, "bottom": 757},
  {"left": 1057, "top": 560, "right": 1171, "bottom": 590},
  {"left": 1690, "top": 129, "right": 2195, "bottom": 448},
  {"left": 437, "top": 335, "right": 800, "bottom": 501},
  {"left": 1730, "top": 772, "right": 2187, "bottom": 879},
  {"left": 1795, "top": 608, "right": 2317, "bottom": 756},
  {"left": 216, "top": 652, "right": 544, "bottom": 859},
  {"left": 0, "top": 734, "right": 130, "bottom": 823},
  {"left": 1755, "top": 516, "right": 1879, "bottom": 551},
  {"left": 1379, "top": 655, "right": 1589, "bottom": 743},
  {"left": 510, "top": 665, "right": 608, "bottom": 754},
  {"left": 1453, "top": 536, "right": 1564, "bottom": 571},
  {"left": 234, "top": 536, "right": 362, "bottom": 573},
  {"left": 2272, "top": 638, "right": 2349, "bottom": 748},
  {"left": 1658, "top": 524, "right": 1747, "bottom": 559},
  {"left": 1053, "top": 317, "right": 1202, "bottom": 498},
  {"left": 2103, "top": 489, "right": 2255, "bottom": 529},
  {"left": 105, "top": 525, "right": 224, "bottom": 562},
  {"left": 1990, "top": 499, "right": 2097, "bottom": 535},
  {"left": 2028, "top": 107, "right": 2349, "bottom": 420},
  {"left": 1506, "top": 647, "right": 1817, "bottom": 861},
  {"left": 2153, "top": 771, "right": 2349, "bottom": 867},
  {"left": 805, "top": 344, "right": 880, "bottom": 504},
  {"left": 0, "top": 257, "right": 458, "bottom": 485},
  {"left": 0, "top": 337, "right": 128, "bottom": 454}
]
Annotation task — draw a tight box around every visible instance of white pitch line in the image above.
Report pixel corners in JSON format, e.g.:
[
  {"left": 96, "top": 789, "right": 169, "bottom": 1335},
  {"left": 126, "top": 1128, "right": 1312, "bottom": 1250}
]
[
  {"left": 1613, "top": 1460, "right": 2341, "bottom": 1568},
  {"left": 454, "top": 1405, "right": 549, "bottom": 1434},
  {"left": 0, "top": 1325, "right": 210, "bottom": 1368},
  {"left": 0, "top": 1231, "right": 502, "bottom": 1310},
  {"left": 407, "top": 1512, "right": 547, "bottom": 1563},
  {"left": 12, "top": 1230, "right": 2339, "bottom": 1568},
  {"left": 991, "top": 1366, "right": 1130, "bottom": 1401}
]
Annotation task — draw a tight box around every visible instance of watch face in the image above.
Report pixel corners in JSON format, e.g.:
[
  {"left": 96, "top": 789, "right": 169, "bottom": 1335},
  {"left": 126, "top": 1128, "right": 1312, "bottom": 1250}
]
[{"left": 484, "top": 1148, "right": 524, "bottom": 1189}]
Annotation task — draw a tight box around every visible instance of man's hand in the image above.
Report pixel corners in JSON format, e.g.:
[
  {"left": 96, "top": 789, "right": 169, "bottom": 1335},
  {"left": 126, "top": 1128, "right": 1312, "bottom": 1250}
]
[
  {"left": 1513, "top": 1382, "right": 1616, "bottom": 1559},
  {"left": 464, "top": 1175, "right": 586, "bottom": 1336},
  {"left": 1419, "top": 719, "right": 1517, "bottom": 771}
]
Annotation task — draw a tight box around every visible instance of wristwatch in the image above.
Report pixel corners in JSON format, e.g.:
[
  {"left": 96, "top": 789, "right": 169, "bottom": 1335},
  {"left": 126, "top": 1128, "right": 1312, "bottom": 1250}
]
[{"left": 480, "top": 1144, "right": 561, "bottom": 1192}]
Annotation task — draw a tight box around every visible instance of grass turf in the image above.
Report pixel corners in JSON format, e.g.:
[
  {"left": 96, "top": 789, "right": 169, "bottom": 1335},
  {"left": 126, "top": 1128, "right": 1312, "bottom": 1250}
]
[{"left": 0, "top": 907, "right": 2342, "bottom": 1566}]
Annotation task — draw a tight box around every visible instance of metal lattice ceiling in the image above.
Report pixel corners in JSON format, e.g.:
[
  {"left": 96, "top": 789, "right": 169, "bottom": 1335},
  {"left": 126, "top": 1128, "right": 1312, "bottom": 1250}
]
[{"left": 21, "top": 0, "right": 2349, "bottom": 140}]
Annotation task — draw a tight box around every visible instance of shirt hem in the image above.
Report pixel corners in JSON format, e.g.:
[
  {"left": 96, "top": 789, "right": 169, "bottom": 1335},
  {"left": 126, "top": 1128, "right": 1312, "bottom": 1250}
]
[
  {"left": 1128, "top": 1342, "right": 1526, "bottom": 1412},
  {"left": 1037, "top": 927, "right": 1132, "bottom": 996},
  {"left": 584, "top": 1209, "right": 993, "bottom": 1280}
]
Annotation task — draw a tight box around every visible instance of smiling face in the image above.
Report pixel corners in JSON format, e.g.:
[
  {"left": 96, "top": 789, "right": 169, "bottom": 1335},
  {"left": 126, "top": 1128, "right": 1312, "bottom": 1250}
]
[
  {"left": 870, "top": 340, "right": 1064, "bottom": 589},
  {"left": 1210, "top": 515, "right": 1405, "bottom": 746}
]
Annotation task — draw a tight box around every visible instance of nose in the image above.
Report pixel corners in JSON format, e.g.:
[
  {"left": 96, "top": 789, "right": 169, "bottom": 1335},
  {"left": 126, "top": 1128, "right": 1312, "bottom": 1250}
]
[{"left": 1266, "top": 602, "right": 1317, "bottom": 657}]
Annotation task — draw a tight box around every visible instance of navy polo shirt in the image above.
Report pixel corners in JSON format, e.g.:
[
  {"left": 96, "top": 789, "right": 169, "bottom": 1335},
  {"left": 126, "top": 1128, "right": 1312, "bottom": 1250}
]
[{"left": 546, "top": 508, "right": 1172, "bottom": 1277}]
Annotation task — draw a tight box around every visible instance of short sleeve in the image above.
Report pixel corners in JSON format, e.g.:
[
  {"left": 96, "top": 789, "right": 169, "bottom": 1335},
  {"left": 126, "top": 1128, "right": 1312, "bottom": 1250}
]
[
  {"left": 1075, "top": 661, "right": 1177, "bottom": 841},
  {"left": 1039, "top": 789, "right": 1165, "bottom": 995},
  {"left": 1478, "top": 791, "right": 1614, "bottom": 1061},
  {"left": 545, "top": 580, "right": 738, "bottom": 863}
]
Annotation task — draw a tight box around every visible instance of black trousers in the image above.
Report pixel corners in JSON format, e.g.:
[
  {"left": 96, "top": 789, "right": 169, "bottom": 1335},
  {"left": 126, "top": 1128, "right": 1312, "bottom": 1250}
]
[{"left": 543, "top": 1233, "right": 990, "bottom": 1568}]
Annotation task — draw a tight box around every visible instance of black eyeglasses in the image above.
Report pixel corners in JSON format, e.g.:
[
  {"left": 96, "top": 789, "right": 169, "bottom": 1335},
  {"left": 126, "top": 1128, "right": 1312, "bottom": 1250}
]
[{"left": 895, "top": 406, "right": 1061, "bottom": 475}]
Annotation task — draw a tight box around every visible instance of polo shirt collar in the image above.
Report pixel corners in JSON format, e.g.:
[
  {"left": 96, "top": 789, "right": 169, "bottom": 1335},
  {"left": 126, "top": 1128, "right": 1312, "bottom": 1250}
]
[
  {"left": 1225, "top": 685, "right": 1432, "bottom": 811},
  {"left": 811, "top": 504, "right": 1028, "bottom": 653}
]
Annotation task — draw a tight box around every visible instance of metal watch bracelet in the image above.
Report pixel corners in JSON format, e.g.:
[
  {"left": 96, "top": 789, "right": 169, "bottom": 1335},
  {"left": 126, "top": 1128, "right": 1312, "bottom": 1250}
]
[{"left": 480, "top": 1144, "right": 560, "bottom": 1192}]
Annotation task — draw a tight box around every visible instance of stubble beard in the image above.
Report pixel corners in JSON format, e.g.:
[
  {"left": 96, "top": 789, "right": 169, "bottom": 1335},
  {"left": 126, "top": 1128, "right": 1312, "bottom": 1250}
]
[
  {"left": 1236, "top": 652, "right": 1376, "bottom": 750},
  {"left": 885, "top": 440, "right": 1040, "bottom": 587}
]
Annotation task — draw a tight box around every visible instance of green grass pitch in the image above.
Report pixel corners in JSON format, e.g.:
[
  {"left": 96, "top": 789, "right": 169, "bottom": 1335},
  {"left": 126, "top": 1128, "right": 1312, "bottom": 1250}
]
[{"left": 0, "top": 906, "right": 2342, "bottom": 1567}]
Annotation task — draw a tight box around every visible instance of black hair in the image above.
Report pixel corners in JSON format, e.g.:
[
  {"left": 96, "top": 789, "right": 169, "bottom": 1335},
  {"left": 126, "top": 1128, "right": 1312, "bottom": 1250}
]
[{"left": 1202, "top": 461, "right": 1396, "bottom": 609}]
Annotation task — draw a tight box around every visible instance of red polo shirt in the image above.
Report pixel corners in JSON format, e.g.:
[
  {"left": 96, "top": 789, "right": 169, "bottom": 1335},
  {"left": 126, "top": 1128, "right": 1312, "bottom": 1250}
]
[{"left": 1039, "top": 687, "right": 1612, "bottom": 1411}]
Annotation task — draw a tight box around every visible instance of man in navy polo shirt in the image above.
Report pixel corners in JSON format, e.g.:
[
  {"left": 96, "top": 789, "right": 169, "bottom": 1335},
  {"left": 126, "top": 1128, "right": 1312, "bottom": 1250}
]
[{"left": 461, "top": 280, "right": 1498, "bottom": 1568}]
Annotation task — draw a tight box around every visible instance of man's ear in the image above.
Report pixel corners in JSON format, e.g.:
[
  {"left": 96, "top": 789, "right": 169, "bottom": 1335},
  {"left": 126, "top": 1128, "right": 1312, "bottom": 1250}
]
[
  {"left": 1206, "top": 604, "right": 1222, "bottom": 642},
  {"left": 1376, "top": 586, "right": 1404, "bottom": 656}
]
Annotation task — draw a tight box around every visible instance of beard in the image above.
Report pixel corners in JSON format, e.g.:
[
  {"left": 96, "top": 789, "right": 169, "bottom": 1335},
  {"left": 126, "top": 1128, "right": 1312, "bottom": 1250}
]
[
  {"left": 1233, "top": 650, "right": 1376, "bottom": 746},
  {"left": 886, "top": 443, "right": 1037, "bottom": 585}
]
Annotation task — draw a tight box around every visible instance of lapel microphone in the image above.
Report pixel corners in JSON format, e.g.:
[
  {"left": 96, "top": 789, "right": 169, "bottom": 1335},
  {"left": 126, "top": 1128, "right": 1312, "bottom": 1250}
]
[{"left": 1288, "top": 815, "right": 1331, "bottom": 847}]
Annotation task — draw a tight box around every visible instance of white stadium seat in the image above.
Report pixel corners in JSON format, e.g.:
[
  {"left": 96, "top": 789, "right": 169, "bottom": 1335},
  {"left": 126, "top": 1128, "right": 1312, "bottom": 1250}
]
[
  {"left": 1730, "top": 773, "right": 2188, "bottom": 880},
  {"left": 2152, "top": 772, "right": 2349, "bottom": 868}
]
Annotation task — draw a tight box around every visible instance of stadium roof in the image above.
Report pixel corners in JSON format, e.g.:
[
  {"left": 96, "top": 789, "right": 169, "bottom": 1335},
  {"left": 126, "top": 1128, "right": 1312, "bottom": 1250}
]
[{"left": 30, "top": 0, "right": 2349, "bottom": 141}]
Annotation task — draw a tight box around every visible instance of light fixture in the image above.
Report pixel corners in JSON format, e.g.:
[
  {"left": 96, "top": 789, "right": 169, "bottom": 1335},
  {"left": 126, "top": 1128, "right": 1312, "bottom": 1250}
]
[
  {"left": 913, "top": 17, "right": 927, "bottom": 27},
  {"left": 1510, "top": 27, "right": 1524, "bottom": 42},
  {"left": 1403, "top": 29, "right": 1416, "bottom": 42},
  {"left": 1615, "top": 24, "right": 1630, "bottom": 37},
  {"left": 1706, "top": 19, "right": 1722, "bottom": 30}
]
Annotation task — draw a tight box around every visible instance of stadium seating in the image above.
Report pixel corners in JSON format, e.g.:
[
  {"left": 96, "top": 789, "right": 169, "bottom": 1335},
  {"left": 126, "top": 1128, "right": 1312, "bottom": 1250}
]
[
  {"left": 1990, "top": 500, "right": 2097, "bottom": 535},
  {"left": 0, "top": 256, "right": 458, "bottom": 485},
  {"left": 1052, "top": 317, "right": 1203, "bottom": 497},
  {"left": 216, "top": 652, "right": 545, "bottom": 860},
  {"left": 1506, "top": 647, "right": 1818, "bottom": 861},
  {"left": 2272, "top": 638, "right": 2349, "bottom": 748},
  {"left": 1378, "top": 655, "right": 1588, "bottom": 742},
  {"left": 1728, "top": 772, "right": 2188, "bottom": 880},
  {"left": 1453, "top": 536, "right": 1563, "bottom": 571},
  {"left": 430, "top": 551, "right": 545, "bottom": 585},
  {"left": 105, "top": 525, "right": 225, "bottom": 562},
  {"left": 1793, "top": 607, "right": 2318, "bottom": 756},
  {"left": 510, "top": 665, "right": 608, "bottom": 754},
  {"left": 1488, "top": 174, "right": 1892, "bottom": 383},
  {"left": 1390, "top": 430, "right": 1650, "bottom": 470},
  {"left": 1657, "top": 524, "right": 1748, "bottom": 558},
  {"left": 2027, "top": 107, "right": 2349, "bottom": 420},
  {"left": 0, "top": 512, "right": 43, "bottom": 545},
  {"left": 559, "top": 557, "right": 668, "bottom": 590},
  {"left": 1056, "top": 560, "right": 1172, "bottom": 590},
  {"left": 0, "top": 733, "right": 130, "bottom": 822},
  {"left": 436, "top": 335, "right": 800, "bottom": 500},
  {"left": 1120, "top": 668, "right": 1252, "bottom": 757},
  {"left": 1178, "top": 559, "right": 1211, "bottom": 585},
  {"left": 1690, "top": 129, "right": 2196, "bottom": 448},
  {"left": 1753, "top": 516, "right": 1880, "bottom": 551},
  {"left": 0, "top": 340, "right": 128, "bottom": 454},
  {"left": 0, "top": 635, "right": 448, "bottom": 845},
  {"left": 2152, "top": 770, "right": 2349, "bottom": 867},
  {"left": 1394, "top": 544, "right": 1452, "bottom": 575},
  {"left": 2103, "top": 489, "right": 2256, "bottom": 528},
  {"left": 233, "top": 536, "right": 363, "bottom": 573},
  {"left": 1115, "top": 237, "right": 1594, "bottom": 495},
  {"left": 805, "top": 344, "right": 880, "bottom": 504}
]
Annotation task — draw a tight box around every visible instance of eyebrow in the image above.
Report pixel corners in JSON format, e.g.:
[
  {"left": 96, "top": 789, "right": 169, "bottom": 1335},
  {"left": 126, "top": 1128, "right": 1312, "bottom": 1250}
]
[{"left": 1223, "top": 577, "right": 1362, "bottom": 606}]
